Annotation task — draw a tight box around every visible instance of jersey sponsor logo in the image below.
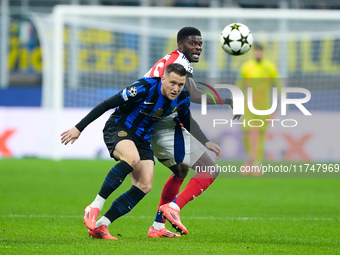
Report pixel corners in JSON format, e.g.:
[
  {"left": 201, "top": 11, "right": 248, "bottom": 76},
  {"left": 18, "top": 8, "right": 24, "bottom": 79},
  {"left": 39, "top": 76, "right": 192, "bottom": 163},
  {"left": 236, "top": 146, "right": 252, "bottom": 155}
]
[
  {"left": 139, "top": 108, "right": 164, "bottom": 119},
  {"left": 118, "top": 131, "right": 128, "bottom": 137}
]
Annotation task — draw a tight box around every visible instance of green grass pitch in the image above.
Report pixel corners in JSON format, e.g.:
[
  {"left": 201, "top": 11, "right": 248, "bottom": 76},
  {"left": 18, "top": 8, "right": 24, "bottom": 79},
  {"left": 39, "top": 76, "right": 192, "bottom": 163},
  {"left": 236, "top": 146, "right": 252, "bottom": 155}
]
[{"left": 1, "top": 159, "right": 339, "bottom": 254}]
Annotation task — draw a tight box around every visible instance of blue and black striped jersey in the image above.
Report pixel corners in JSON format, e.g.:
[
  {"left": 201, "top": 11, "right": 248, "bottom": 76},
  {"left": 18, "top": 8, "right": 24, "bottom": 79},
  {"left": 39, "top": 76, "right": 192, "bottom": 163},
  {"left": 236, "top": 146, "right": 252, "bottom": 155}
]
[
  {"left": 75, "top": 77, "right": 194, "bottom": 142},
  {"left": 112, "top": 77, "right": 190, "bottom": 141}
]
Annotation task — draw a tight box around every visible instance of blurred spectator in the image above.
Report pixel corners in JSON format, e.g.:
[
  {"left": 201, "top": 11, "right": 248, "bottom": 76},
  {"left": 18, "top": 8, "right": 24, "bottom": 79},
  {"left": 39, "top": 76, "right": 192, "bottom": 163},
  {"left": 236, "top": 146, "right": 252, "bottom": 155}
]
[
  {"left": 173, "top": 0, "right": 209, "bottom": 7},
  {"left": 236, "top": 43, "right": 284, "bottom": 167},
  {"left": 316, "top": 0, "right": 330, "bottom": 9},
  {"left": 100, "top": 0, "right": 139, "bottom": 6}
]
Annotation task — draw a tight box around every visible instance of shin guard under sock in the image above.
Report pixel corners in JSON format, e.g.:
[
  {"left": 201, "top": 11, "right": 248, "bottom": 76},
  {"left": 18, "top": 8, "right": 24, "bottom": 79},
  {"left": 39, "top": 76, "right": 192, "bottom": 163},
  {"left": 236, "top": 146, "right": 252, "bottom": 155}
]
[
  {"left": 175, "top": 172, "right": 215, "bottom": 209},
  {"left": 98, "top": 160, "right": 133, "bottom": 199}
]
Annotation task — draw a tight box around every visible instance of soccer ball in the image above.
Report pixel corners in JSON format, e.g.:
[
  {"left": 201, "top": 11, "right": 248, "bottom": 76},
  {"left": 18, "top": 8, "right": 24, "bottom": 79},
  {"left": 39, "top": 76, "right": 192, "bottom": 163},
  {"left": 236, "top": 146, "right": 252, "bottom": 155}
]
[{"left": 220, "top": 23, "right": 253, "bottom": 56}]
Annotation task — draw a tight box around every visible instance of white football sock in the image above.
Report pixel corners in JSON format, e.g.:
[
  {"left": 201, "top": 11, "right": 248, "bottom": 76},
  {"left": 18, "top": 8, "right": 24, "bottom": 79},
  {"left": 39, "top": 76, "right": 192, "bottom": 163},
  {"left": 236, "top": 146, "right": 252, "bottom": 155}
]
[
  {"left": 90, "top": 195, "right": 106, "bottom": 211},
  {"left": 168, "top": 202, "right": 180, "bottom": 211},
  {"left": 96, "top": 216, "right": 111, "bottom": 228},
  {"left": 152, "top": 222, "right": 165, "bottom": 230}
]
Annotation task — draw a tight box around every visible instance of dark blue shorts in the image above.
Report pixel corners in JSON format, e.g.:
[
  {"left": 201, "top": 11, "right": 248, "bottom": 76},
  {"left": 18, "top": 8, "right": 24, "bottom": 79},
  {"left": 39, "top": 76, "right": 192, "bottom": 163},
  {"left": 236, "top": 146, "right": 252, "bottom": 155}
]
[{"left": 103, "top": 115, "right": 154, "bottom": 161}]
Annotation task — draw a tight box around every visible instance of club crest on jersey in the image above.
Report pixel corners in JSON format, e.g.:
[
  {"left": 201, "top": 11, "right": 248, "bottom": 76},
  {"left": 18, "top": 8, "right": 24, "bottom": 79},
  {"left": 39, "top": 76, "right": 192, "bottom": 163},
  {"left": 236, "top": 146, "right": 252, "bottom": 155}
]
[
  {"left": 154, "top": 108, "right": 164, "bottom": 118},
  {"left": 118, "top": 131, "right": 128, "bottom": 137}
]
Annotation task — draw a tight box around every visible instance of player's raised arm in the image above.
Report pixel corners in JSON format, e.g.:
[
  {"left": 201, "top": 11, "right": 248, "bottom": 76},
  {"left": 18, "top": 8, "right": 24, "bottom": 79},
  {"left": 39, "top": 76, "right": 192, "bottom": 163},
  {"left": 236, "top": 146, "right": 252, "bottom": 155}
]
[
  {"left": 61, "top": 81, "right": 147, "bottom": 145},
  {"left": 60, "top": 95, "right": 121, "bottom": 145}
]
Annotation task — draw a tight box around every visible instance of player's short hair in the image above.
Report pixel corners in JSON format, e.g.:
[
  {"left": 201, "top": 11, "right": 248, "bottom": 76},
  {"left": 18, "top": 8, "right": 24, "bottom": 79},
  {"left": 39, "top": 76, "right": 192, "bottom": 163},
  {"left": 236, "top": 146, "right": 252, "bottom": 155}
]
[
  {"left": 165, "top": 63, "right": 187, "bottom": 77},
  {"left": 254, "top": 43, "right": 263, "bottom": 50},
  {"left": 177, "top": 27, "right": 201, "bottom": 42}
]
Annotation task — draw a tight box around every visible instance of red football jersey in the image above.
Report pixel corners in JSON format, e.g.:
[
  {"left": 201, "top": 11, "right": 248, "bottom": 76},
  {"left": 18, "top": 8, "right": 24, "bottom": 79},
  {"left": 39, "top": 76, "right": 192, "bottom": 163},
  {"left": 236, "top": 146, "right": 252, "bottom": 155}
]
[{"left": 144, "top": 49, "right": 193, "bottom": 77}]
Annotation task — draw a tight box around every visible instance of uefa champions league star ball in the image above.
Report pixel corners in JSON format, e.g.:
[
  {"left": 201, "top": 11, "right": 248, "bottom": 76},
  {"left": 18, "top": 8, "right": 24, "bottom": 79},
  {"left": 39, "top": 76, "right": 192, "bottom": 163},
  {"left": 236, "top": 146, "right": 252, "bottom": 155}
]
[{"left": 220, "top": 23, "right": 253, "bottom": 56}]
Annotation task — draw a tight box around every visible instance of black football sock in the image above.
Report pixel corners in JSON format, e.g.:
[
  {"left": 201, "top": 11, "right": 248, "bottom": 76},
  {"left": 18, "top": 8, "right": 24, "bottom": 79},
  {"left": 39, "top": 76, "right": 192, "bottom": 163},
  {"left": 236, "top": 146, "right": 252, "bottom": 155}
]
[
  {"left": 104, "top": 185, "right": 146, "bottom": 222},
  {"left": 98, "top": 160, "right": 133, "bottom": 199}
]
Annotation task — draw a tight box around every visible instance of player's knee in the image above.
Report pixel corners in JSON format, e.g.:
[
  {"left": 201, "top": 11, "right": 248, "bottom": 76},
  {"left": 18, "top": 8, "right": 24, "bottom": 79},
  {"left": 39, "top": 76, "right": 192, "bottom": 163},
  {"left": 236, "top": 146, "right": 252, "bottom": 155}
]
[
  {"left": 170, "top": 164, "right": 189, "bottom": 179},
  {"left": 177, "top": 167, "right": 189, "bottom": 179},
  {"left": 124, "top": 155, "right": 140, "bottom": 168},
  {"left": 135, "top": 182, "right": 152, "bottom": 194}
]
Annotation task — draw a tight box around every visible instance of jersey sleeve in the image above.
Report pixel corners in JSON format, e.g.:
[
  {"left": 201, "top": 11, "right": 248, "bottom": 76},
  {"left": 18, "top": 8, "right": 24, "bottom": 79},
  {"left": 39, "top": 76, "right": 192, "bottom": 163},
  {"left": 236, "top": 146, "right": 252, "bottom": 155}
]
[
  {"left": 118, "top": 79, "right": 149, "bottom": 103},
  {"left": 235, "top": 61, "right": 251, "bottom": 91},
  {"left": 144, "top": 50, "right": 193, "bottom": 78},
  {"left": 177, "top": 94, "right": 209, "bottom": 145},
  {"left": 269, "top": 62, "right": 284, "bottom": 93},
  {"left": 268, "top": 61, "right": 279, "bottom": 79},
  {"left": 75, "top": 79, "right": 149, "bottom": 132},
  {"left": 178, "top": 111, "right": 209, "bottom": 145}
]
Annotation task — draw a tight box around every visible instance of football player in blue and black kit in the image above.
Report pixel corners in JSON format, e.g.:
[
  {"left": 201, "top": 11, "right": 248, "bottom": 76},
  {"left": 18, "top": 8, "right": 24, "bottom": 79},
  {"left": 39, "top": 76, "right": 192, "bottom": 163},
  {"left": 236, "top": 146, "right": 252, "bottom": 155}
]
[{"left": 61, "top": 63, "right": 221, "bottom": 240}]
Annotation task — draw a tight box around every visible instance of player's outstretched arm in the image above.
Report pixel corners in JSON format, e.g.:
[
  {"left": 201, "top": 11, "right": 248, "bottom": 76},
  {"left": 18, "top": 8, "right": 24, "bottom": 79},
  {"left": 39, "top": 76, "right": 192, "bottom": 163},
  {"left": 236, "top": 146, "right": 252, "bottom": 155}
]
[
  {"left": 60, "top": 81, "right": 148, "bottom": 145},
  {"left": 60, "top": 96, "right": 118, "bottom": 146},
  {"left": 205, "top": 141, "right": 222, "bottom": 160},
  {"left": 178, "top": 109, "right": 223, "bottom": 160},
  {"left": 61, "top": 127, "right": 81, "bottom": 145}
]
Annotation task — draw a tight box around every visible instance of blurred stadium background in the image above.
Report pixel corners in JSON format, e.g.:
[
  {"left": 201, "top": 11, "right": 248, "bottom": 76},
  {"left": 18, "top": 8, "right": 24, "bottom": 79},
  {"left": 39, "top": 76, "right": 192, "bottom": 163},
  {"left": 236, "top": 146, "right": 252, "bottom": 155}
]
[
  {"left": 1, "top": 3, "right": 339, "bottom": 254},
  {"left": 0, "top": 0, "right": 340, "bottom": 161}
]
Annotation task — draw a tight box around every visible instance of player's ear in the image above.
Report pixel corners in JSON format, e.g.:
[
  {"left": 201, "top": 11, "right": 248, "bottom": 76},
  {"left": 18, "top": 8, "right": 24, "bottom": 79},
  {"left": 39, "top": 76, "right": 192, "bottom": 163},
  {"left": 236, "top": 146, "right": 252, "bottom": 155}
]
[{"left": 177, "top": 41, "right": 183, "bottom": 50}]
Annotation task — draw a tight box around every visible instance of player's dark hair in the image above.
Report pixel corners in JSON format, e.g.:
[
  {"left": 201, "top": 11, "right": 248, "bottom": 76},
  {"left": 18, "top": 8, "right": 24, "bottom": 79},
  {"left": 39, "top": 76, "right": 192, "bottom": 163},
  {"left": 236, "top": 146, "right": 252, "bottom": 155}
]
[
  {"left": 177, "top": 27, "right": 201, "bottom": 42},
  {"left": 254, "top": 43, "right": 263, "bottom": 50},
  {"left": 165, "top": 63, "right": 187, "bottom": 77}
]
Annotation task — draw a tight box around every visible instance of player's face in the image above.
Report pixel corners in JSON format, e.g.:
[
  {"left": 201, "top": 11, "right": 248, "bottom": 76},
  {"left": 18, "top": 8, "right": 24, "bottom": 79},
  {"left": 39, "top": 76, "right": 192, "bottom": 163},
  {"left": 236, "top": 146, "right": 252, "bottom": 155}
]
[
  {"left": 178, "top": 35, "right": 203, "bottom": 63},
  {"left": 161, "top": 72, "right": 186, "bottom": 100},
  {"left": 254, "top": 48, "right": 263, "bottom": 62}
]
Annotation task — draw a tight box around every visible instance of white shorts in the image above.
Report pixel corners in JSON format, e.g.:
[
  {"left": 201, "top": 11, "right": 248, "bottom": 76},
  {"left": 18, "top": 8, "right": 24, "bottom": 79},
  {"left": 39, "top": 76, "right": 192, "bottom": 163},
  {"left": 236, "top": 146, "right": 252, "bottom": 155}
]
[{"left": 151, "top": 115, "right": 206, "bottom": 168}]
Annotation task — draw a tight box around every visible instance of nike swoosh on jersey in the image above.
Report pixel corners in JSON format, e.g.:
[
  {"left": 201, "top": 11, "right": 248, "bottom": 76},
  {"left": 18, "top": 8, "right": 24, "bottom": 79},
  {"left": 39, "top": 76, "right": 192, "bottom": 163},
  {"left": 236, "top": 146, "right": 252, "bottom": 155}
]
[{"left": 144, "top": 101, "right": 154, "bottom": 104}]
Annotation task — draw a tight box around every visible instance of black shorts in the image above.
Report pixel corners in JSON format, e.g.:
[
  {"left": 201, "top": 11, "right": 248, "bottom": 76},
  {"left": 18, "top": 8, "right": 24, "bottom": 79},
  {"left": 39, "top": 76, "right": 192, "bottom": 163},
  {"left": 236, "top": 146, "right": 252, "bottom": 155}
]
[{"left": 103, "top": 115, "right": 154, "bottom": 161}]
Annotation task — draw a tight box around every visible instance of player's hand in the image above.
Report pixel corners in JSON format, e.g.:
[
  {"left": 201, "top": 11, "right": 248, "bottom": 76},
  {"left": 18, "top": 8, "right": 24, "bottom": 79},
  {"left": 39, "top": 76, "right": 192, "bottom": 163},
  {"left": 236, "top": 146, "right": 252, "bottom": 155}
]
[
  {"left": 205, "top": 141, "right": 222, "bottom": 160},
  {"left": 230, "top": 100, "right": 242, "bottom": 120},
  {"left": 61, "top": 127, "right": 81, "bottom": 145}
]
